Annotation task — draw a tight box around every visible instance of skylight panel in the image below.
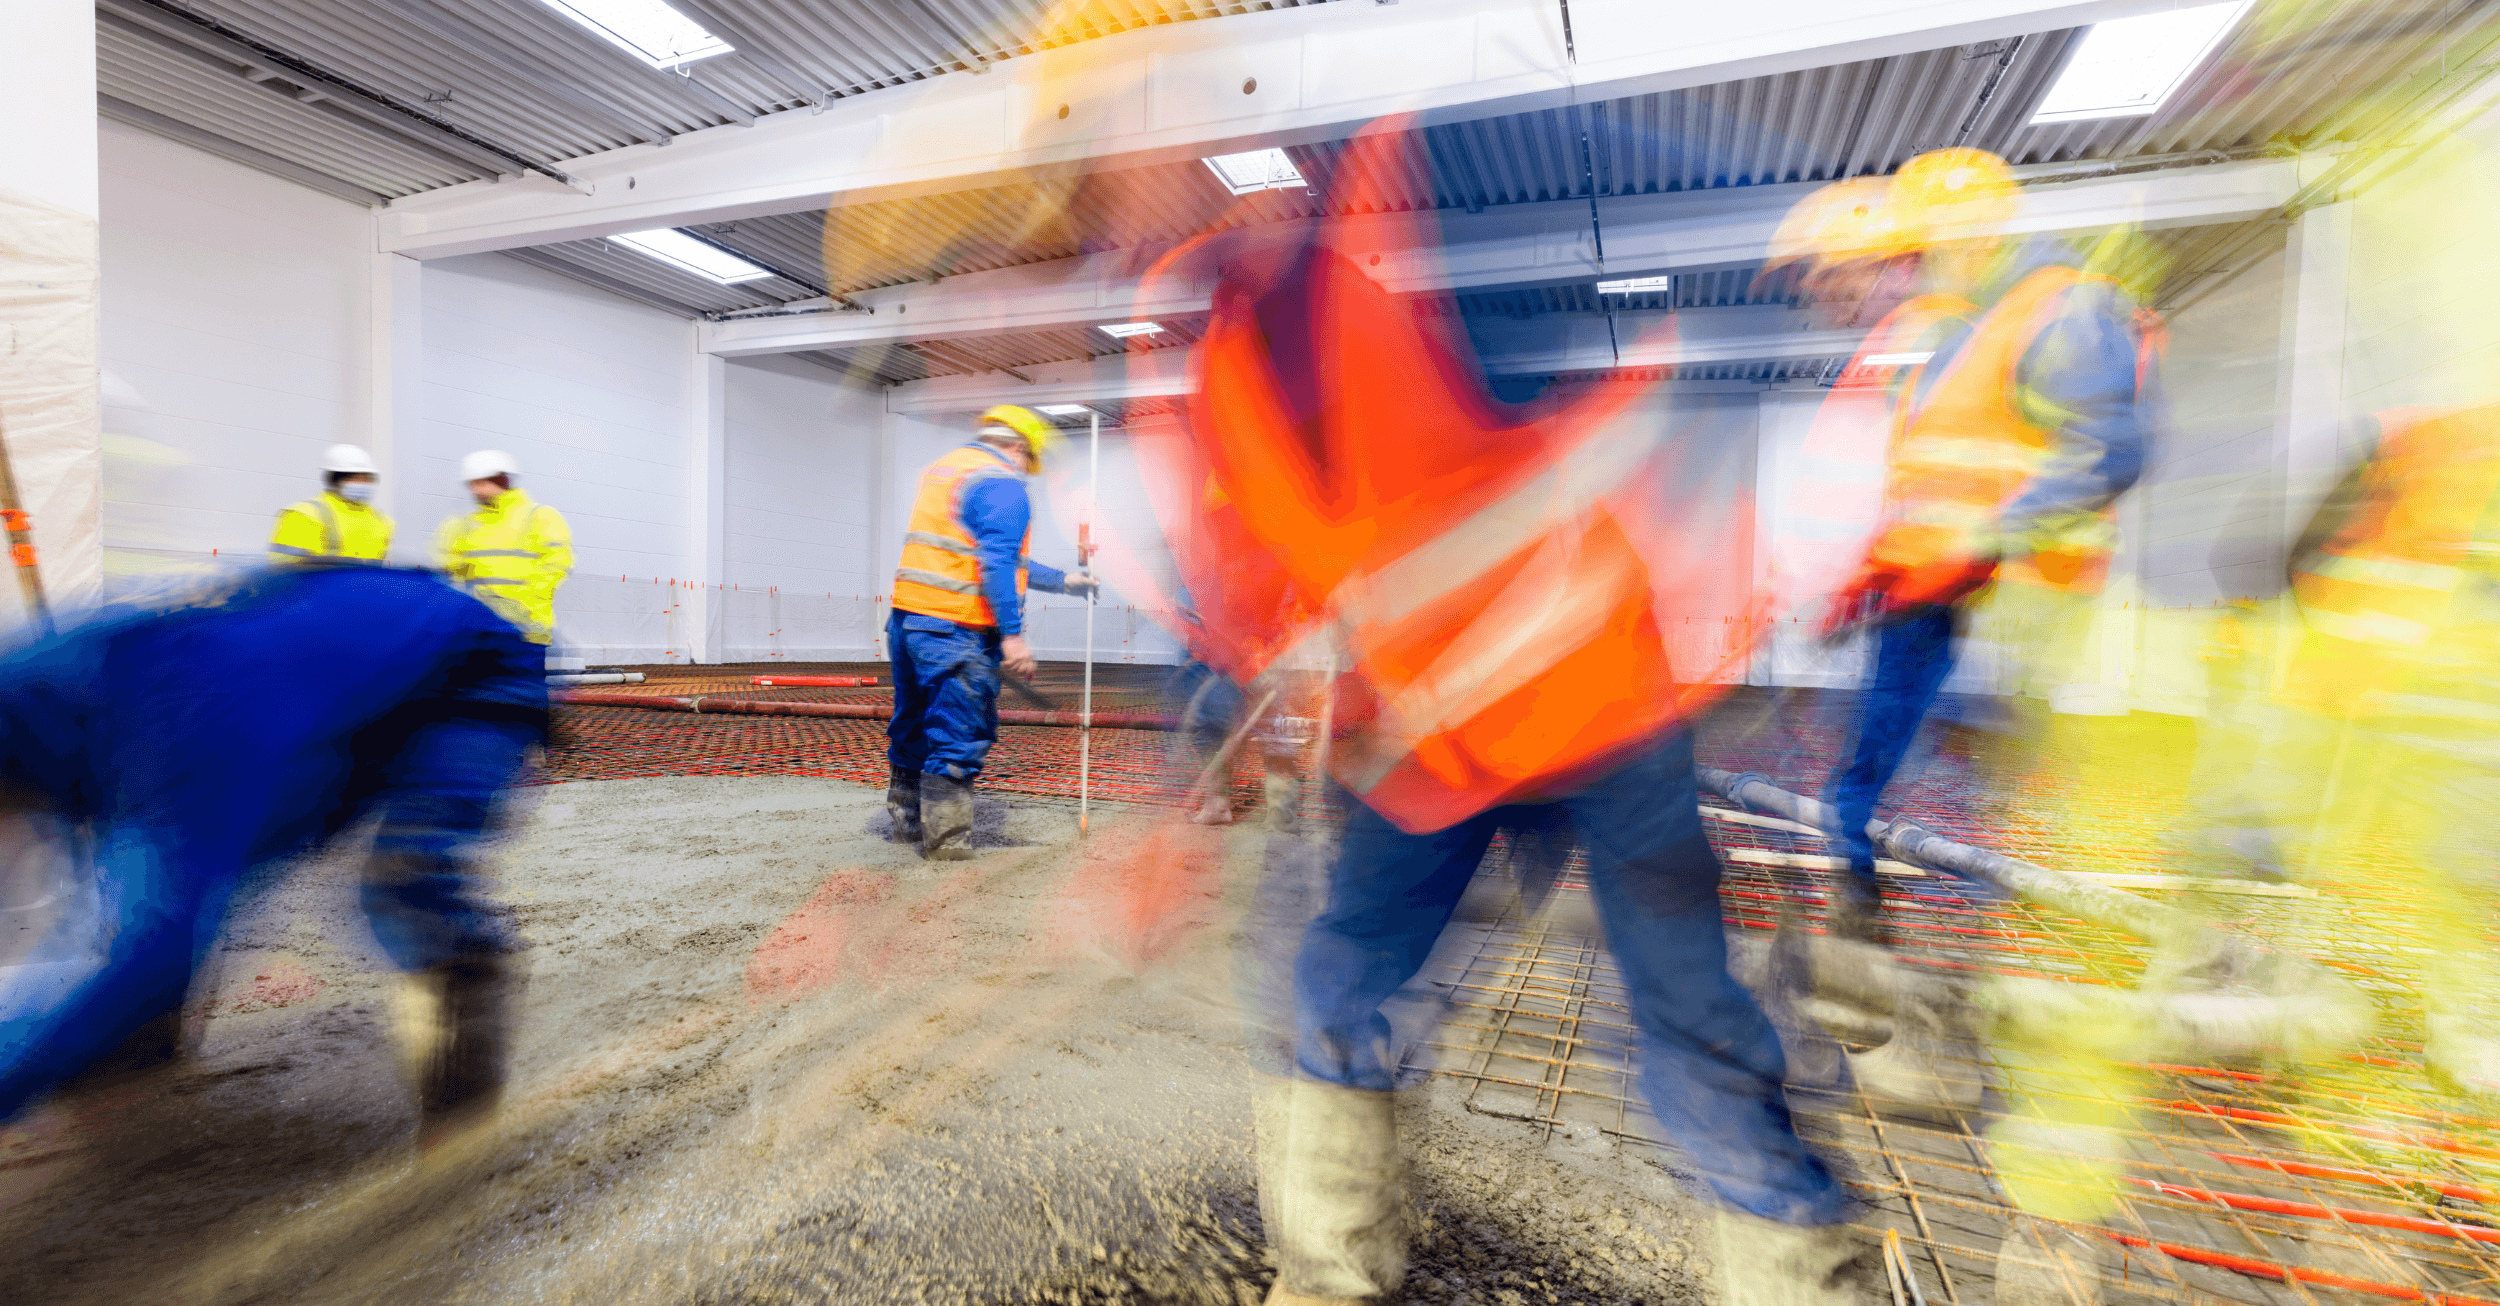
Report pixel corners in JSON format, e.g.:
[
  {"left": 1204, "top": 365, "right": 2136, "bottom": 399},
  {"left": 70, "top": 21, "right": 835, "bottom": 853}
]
[
  {"left": 1035, "top": 404, "right": 1092, "bottom": 416},
  {"left": 2030, "top": 1, "right": 2251, "bottom": 124},
  {"left": 1099, "top": 322, "right": 1164, "bottom": 339},
  {"left": 612, "top": 229, "right": 773, "bottom": 284},
  {"left": 1597, "top": 275, "right": 1675, "bottom": 295},
  {"left": 538, "top": 0, "right": 732, "bottom": 70},
  {"left": 1203, "top": 149, "right": 1306, "bottom": 196}
]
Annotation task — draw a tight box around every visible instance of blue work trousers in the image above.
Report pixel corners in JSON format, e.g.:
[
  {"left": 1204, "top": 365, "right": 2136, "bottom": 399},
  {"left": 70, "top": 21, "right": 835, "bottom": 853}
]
[
  {"left": 0, "top": 716, "right": 531, "bottom": 1119},
  {"left": 886, "top": 610, "right": 1003, "bottom": 781},
  {"left": 1169, "top": 658, "right": 1246, "bottom": 766},
  {"left": 1828, "top": 606, "right": 1961, "bottom": 886},
  {"left": 1296, "top": 731, "right": 1848, "bottom": 1225}
]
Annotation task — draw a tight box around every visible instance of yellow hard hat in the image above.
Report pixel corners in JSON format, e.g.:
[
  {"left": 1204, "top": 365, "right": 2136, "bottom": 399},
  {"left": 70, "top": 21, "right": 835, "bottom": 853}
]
[
  {"left": 1764, "top": 177, "right": 1913, "bottom": 273},
  {"left": 977, "top": 404, "right": 1059, "bottom": 464},
  {"left": 1887, "top": 148, "right": 2020, "bottom": 244}
]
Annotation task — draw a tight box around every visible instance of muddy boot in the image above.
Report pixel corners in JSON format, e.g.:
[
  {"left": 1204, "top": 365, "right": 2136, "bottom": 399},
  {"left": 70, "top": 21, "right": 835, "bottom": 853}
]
[
  {"left": 1191, "top": 785, "right": 1235, "bottom": 826},
  {"left": 1825, "top": 870, "right": 1888, "bottom": 946},
  {"left": 1257, "top": 1079, "right": 1404, "bottom": 1304},
  {"left": 1845, "top": 980, "right": 1985, "bottom": 1119},
  {"left": 1712, "top": 1210, "right": 1874, "bottom": 1306},
  {"left": 884, "top": 765, "right": 923, "bottom": 844},
  {"left": 1994, "top": 1217, "right": 2118, "bottom": 1306},
  {"left": 918, "top": 772, "right": 977, "bottom": 860},
  {"left": 397, "top": 955, "right": 518, "bottom": 1152}
]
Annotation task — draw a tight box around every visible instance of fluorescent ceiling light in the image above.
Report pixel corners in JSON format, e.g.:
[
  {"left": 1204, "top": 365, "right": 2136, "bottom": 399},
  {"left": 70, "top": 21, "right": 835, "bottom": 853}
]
[
  {"left": 1203, "top": 148, "right": 1306, "bottom": 196},
  {"left": 1596, "top": 275, "right": 1674, "bottom": 295},
  {"left": 612, "top": 229, "right": 773, "bottom": 284},
  {"left": 1035, "top": 404, "right": 1091, "bottom": 416},
  {"left": 2029, "top": 1, "right": 2250, "bottom": 124},
  {"left": 538, "top": 0, "right": 732, "bottom": 70},
  {"left": 1099, "top": 322, "right": 1164, "bottom": 339},
  {"left": 1862, "top": 351, "right": 1934, "bottom": 366}
]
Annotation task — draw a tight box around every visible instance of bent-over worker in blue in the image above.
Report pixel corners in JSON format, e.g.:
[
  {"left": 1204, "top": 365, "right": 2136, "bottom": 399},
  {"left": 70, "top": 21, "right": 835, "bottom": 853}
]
[
  {"left": 886, "top": 405, "right": 1099, "bottom": 857},
  {"left": 0, "top": 565, "right": 546, "bottom": 1148}
]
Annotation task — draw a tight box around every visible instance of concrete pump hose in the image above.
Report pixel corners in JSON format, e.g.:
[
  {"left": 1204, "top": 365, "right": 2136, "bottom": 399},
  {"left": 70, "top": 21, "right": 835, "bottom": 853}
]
[{"left": 1697, "top": 766, "right": 2369, "bottom": 1060}]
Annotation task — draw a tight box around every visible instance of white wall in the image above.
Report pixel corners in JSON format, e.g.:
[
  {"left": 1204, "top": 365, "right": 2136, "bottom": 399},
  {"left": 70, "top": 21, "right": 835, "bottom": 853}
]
[
  {"left": 97, "top": 120, "right": 372, "bottom": 576},
  {"left": 10, "top": 0, "right": 97, "bottom": 219},
  {"left": 714, "top": 354, "right": 887, "bottom": 661},
  {"left": 2345, "top": 104, "right": 2500, "bottom": 420},
  {"left": 415, "top": 255, "right": 697, "bottom": 661}
]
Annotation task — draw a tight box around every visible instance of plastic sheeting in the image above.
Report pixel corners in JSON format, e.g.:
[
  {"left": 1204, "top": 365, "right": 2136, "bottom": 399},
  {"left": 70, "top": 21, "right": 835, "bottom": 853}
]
[{"left": 0, "top": 185, "right": 101, "bottom": 627}]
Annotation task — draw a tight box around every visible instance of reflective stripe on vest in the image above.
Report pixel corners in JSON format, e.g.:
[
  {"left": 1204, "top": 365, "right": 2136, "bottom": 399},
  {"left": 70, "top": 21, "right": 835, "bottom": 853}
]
[
  {"left": 891, "top": 444, "right": 1030, "bottom": 626},
  {"left": 2295, "top": 405, "right": 2500, "bottom": 663},
  {"left": 1866, "top": 265, "right": 2121, "bottom": 589}
]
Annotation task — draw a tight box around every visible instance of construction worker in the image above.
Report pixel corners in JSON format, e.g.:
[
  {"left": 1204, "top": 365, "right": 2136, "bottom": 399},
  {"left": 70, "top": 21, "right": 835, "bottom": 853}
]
[
  {"left": 885, "top": 405, "right": 1098, "bottom": 858},
  {"left": 269, "top": 443, "right": 392, "bottom": 563},
  {"left": 1815, "top": 148, "right": 2156, "bottom": 941},
  {"left": 435, "top": 450, "right": 572, "bottom": 646},
  {"left": 1153, "top": 124, "right": 1860, "bottom": 1306},
  {"left": 0, "top": 564, "right": 545, "bottom": 1148}
]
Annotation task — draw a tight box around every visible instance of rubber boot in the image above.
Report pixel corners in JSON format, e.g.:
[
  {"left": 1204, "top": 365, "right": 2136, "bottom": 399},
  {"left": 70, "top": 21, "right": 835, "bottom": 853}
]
[
  {"left": 918, "top": 772, "right": 977, "bottom": 860},
  {"left": 884, "top": 765, "right": 923, "bottom": 845},
  {"left": 1824, "top": 870, "right": 1888, "bottom": 946},
  {"left": 1712, "top": 1210, "right": 1873, "bottom": 1306},
  {"left": 1191, "top": 785, "right": 1235, "bottom": 826},
  {"left": 397, "top": 954, "right": 518, "bottom": 1152},
  {"left": 1844, "top": 979, "right": 1985, "bottom": 1120},
  {"left": 1256, "top": 1078, "right": 1404, "bottom": 1304}
]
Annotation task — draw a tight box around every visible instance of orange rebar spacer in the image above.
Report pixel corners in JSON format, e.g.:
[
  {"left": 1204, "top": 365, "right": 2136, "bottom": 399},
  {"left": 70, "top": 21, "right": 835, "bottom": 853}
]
[
  {"left": 10, "top": 544, "right": 34, "bottom": 567},
  {"left": 1, "top": 509, "right": 27, "bottom": 531}
]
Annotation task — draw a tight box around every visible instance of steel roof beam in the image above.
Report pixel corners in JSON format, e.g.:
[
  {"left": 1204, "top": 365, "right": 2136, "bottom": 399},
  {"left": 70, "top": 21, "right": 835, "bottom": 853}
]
[
  {"left": 380, "top": 0, "right": 2182, "bottom": 258},
  {"left": 879, "top": 308, "right": 1861, "bottom": 413},
  {"left": 703, "top": 155, "right": 2298, "bottom": 357},
  {"left": 99, "top": 95, "right": 388, "bottom": 206}
]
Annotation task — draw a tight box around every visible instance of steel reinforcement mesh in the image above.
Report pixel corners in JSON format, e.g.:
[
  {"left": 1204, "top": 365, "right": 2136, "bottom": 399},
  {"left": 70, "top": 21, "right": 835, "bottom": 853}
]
[
  {"left": 541, "top": 662, "right": 1266, "bottom": 806},
  {"left": 551, "top": 675, "right": 2492, "bottom": 1305}
]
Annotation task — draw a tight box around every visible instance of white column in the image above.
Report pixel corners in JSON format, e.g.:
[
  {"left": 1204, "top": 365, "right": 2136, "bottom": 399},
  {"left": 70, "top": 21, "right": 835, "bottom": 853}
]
[
  {"left": 867, "top": 401, "right": 896, "bottom": 660},
  {"left": 2271, "top": 199, "right": 2354, "bottom": 552},
  {"left": 366, "top": 253, "right": 424, "bottom": 548},
  {"left": 5, "top": 2, "right": 96, "bottom": 218},
  {"left": 0, "top": 0, "right": 102, "bottom": 616},
  {"left": 687, "top": 347, "right": 727, "bottom": 663}
]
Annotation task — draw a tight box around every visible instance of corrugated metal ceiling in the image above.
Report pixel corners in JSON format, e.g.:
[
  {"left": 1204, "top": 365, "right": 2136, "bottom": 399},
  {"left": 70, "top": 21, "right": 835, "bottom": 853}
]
[{"left": 93, "top": 0, "right": 2500, "bottom": 379}]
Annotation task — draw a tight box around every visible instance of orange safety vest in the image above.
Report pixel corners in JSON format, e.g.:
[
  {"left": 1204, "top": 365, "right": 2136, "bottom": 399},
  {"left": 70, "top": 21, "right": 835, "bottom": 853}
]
[
  {"left": 1865, "top": 265, "right": 2128, "bottom": 593},
  {"left": 1169, "top": 182, "right": 1752, "bottom": 833},
  {"left": 2287, "top": 404, "right": 2500, "bottom": 715},
  {"left": 891, "top": 444, "right": 1030, "bottom": 627}
]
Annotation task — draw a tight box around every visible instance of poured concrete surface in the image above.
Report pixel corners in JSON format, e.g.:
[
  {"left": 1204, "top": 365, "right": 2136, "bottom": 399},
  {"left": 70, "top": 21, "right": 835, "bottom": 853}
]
[{"left": 0, "top": 776, "right": 1716, "bottom": 1305}]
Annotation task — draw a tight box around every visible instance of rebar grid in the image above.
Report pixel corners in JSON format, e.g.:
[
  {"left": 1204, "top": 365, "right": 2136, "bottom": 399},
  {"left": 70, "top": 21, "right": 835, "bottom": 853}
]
[{"left": 1401, "top": 815, "right": 2500, "bottom": 1306}]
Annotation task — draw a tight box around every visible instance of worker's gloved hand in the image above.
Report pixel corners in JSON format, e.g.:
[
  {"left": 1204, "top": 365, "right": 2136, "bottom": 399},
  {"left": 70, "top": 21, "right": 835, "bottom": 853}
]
[
  {"left": 1820, "top": 555, "right": 1997, "bottom": 643},
  {"left": 1000, "top": 634, "right": 1038, "bottom": 679},
  {"left": 1062, "top": 570, "right": 1102, "bottom": 600}
]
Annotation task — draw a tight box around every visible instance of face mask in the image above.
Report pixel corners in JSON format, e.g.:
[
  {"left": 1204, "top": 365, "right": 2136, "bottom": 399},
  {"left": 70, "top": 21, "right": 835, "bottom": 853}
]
[{"left": 336, "top": 482, "right": 375, "bottom": 505}]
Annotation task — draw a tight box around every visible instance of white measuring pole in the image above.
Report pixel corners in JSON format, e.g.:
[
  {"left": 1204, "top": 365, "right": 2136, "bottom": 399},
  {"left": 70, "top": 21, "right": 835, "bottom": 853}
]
[{"left": 1079, "top": 410, "right": 1100, "bottom": 836}]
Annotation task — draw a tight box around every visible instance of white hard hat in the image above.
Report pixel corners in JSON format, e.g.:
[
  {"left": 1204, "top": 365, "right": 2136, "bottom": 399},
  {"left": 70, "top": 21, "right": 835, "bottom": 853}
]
[
  {"left": 321, "top": 443, "right": 379, "bottom": 476},
  {"left": 461, "top": 449, "right": 519, "bottom": 481}
]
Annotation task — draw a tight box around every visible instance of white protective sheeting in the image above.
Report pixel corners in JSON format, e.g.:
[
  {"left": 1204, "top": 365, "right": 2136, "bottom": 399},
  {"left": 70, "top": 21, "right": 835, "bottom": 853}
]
[{"left": 0, "top": 185, "right": 103, "bottom": 626}]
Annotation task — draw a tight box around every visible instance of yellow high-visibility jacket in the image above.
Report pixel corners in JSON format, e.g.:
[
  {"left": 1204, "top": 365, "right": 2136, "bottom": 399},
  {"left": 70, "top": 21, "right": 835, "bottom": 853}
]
[
  {"left": 269, "top": 491, "right": 392, "bottom": 563},
  {"left": 434, "top": 488, "right": 572, "bottom": 643}
]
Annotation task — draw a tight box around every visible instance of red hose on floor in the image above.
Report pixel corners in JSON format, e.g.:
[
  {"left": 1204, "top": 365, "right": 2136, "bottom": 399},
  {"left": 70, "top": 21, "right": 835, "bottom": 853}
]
[{"left": 553, "top": 689, "right": 1181, "bottom": 731}]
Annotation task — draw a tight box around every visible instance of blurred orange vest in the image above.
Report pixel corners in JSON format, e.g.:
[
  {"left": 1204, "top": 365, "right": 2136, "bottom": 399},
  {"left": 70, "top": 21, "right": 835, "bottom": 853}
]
[
  {"left": 891, "top": 445, "right": 1029, "bottom": 627},
  {"left": 2288, "top": 404, "right": 2500, "bottom": 714},
  {"left": 1866, "top": 265, "right": 2122, "bottom": 593}
]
